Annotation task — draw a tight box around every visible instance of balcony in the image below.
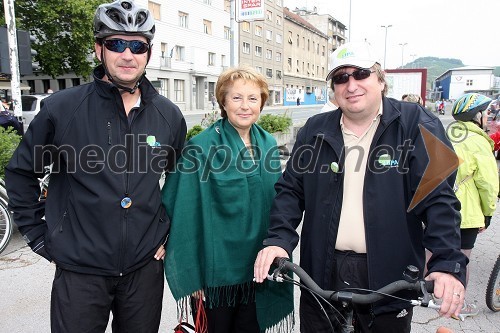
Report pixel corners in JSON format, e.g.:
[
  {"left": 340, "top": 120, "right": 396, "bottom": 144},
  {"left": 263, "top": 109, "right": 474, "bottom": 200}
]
[{"left": 160, "top": 56, "right": 171, "bottom": 69}]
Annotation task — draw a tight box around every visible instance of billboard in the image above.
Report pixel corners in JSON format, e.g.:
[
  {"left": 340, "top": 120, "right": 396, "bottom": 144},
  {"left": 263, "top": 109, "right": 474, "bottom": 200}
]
[{"left": 236, "top": 0, "right": 265, "bottom": 22}]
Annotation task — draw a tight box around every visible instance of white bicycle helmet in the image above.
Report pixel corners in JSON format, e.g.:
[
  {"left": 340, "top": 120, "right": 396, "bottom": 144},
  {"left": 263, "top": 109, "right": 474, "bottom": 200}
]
[{"left": 94, "top": 0, "right": 155, "bottom": 41}]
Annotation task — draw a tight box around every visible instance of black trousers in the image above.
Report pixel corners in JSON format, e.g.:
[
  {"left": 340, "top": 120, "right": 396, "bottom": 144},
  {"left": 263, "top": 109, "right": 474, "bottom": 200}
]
[
  {"left": 300, "top": 251, "right": 412, "bottom": 333},
  {"left": 51, "top": 259, "right": 164, "bottom": 333}
]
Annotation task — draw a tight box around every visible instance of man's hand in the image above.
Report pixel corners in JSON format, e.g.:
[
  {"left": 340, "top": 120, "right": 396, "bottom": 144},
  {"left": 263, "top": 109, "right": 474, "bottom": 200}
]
[
  {"left": 426, "top": 272, "right": 465, "bottom": 318},
  {"left": 253, "top": 246, "right": 288, "bottom": 283},
  {"left": 154, "top": 244, "right": 165, "bottom": 260}
]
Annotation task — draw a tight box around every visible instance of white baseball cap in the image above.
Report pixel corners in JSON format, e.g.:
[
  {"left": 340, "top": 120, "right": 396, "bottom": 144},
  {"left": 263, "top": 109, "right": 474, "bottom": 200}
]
[{"left": 326, "top": 42, "right": 380, "bottom": 81}]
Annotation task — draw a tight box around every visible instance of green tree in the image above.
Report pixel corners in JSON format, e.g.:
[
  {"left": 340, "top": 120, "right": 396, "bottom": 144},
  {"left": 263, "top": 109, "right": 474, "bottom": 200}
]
[
  {"left": 1, "top": 0, "right": 107, "bottom": 78},
  {"left": 0, "top": 127, "right": 21, "bottom": 179}
]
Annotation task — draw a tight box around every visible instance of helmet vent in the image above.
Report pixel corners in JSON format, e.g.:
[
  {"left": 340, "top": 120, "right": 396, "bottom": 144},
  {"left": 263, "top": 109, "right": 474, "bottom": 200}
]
[
  {"left": 106, "top": 9, "right": 126, "bottom": 25},
  {"left": 121, "top": 1, "right": 132, "bottom": 10},
  {"left": 137, "top": 11, "right": 147, "bottom": 26}
]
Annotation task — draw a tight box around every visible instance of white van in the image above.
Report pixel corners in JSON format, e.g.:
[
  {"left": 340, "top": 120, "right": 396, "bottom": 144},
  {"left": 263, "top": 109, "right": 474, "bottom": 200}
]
[{"left": 21, "top": 94, "right": 49, "bottom": 133}]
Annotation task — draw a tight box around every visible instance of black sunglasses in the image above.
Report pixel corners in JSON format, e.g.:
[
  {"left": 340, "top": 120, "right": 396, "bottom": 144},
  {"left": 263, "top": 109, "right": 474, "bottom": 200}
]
[
  {"left": 103, "top": 39, "right": 150, "bottom": 54},
  {"left": 332, "top": 69, "right": 375, "bottom": 85}
]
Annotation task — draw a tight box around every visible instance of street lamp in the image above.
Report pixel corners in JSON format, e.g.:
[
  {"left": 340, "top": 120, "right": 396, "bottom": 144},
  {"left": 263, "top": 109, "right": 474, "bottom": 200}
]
[
  {"left": 380, "top": 25, "right": 392, "bottom": 69},
  {"left": 399, "top": 42, "right": 408, "bottom": 67},
  {"left": 348, "top": 0, "right": 352, "bottom": 41}
]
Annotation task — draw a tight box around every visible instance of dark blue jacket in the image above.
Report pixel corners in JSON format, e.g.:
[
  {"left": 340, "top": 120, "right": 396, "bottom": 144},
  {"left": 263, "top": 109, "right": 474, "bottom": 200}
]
[
  {"left": 264, "top": 97, "right": 467, "bottom": 314},
  {"left": 5, "top": 65, "right": 186, "bottom": 276}
]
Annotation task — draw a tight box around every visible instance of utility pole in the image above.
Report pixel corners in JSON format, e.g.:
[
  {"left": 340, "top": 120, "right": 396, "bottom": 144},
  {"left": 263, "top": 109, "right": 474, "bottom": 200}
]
[
  {"left": 230, "top": 0, "right": 237, "bottom": 67},
  {"left": 380, "top": 25, "right": 392, "bottom": 69},
  {"left": 399, "top": 42, "right": 408, "bottom": 67},
  {"left": 348, "top": 0, "right": 352, "bottom": 41},
  {"left": 3, "top": 0, "right": 22, "bottom": 117}
]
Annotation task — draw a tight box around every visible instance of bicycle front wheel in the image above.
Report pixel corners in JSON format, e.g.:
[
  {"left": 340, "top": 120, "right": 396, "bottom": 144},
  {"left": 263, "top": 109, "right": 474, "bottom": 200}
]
[
  {"left": 486, "top": 254, "right": 500, "bottom": 312},
  {"left": 0, "top": 198, "right": 13, "bottom": 255}
]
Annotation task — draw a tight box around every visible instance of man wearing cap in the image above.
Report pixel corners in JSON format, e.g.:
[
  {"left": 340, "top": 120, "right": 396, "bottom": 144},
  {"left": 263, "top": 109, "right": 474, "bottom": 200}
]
[
  {"left": 254, "top": 41, "right": 467, "bottom": 332},
  {"left": 5, "top": 1, "right": 186, "bottom": 332}
]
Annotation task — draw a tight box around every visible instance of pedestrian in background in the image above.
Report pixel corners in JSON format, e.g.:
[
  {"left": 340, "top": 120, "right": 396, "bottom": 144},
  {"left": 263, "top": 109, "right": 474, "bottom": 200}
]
[
  {"left": 402, "top": 93, "right": 424, "bottom": 106},
  {"left": 447, "top": 93, "right": 498, "bottom": 319},
  {"left": 321, "top": 88, "right": 339, "bottom": 113},
  {"left": 5, "top": 1, "right": 186, "bottom": 332},
  {"left": 296, "top": 96, "right": 300, "bottom": 105},
  {"left": 211, "top": 93, "right": 216, "bottom": 110},
  {"left": 254, "top": 41, "right": 467, "bottom": 333},
  {"left": 163, "top": 65, "right": 294, "bottom": 333}
]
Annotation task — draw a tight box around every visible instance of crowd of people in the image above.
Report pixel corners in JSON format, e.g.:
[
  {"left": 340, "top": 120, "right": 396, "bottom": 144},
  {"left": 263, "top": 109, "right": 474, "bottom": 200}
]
[{"left": 3, "top": 1, "right": 498, "bottom": 333}]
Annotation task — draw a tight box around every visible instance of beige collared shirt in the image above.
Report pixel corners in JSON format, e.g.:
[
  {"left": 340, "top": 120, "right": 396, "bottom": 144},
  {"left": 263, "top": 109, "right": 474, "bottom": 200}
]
[{"left": 335, "top": 106, "right": 382, "bottom": 253}]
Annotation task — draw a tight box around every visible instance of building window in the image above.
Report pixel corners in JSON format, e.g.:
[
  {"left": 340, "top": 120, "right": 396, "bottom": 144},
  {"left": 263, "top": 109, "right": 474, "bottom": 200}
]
[
  {"left": 243, "top": 42, "right": 250, "bottom": 54},
  {"left": 174, "top": 79, "right": 184, "bottom": 102},
  {"left": 178, "top": 12, "right": 188, "bottom": 28},
  {"left": 322, "top": 45, "right": 326, "bottom": 56},
  {"left": 266, "top": 68, "right": 272, "bottom": 78},
  {"left": 255, "top": 66, "right": 262, "bottom": 73},
  {"left": 276, "top": 15, "right": 282, "bottom": 26},
  {"left": 276, "top": 52, "right": 281, "bottom": 62},
  {"left": 296, "top": 60, "right": 300, "bottom": 73},
  {"left": 276, "top": 0, "right": 283, "bottom": 6},
  {"left": 276, "top": 34, "right": 282, "bottom": 44},
  {"left": 57, "top": 79, "right": 66, "bottom": 90},
  {"left": 274, "top": 89, "right": 281, "bottom": 104},
  {"left": 255, "top": 45, "right": 262, "bottom": 57},
  {"left": 242, "top": 21, "right": 250, "bottom": 32},
  {"left": 287, "top": 57, "right": 292, "bottom": 71},
  {"left": 266, "top": 49, "right": 272, "bottom": 60},
  {"left": 175, "top": 46, "right": 185, "bottom": 61},
  {"left": 224, "top": 26, "right": 230, "bottom": 40},
  {"left": 203, "top": 20, "right": 212, "bottom": 34},
  {"left": 208, "top": 52, "right": 216, "bottom": 66},
  {"left": 224, "top": 0, "right": 230, "bottom": 12},
  {"left": 288, "top": 31, "right": 293, "bottom": 44},
  {"left": 276, "top": 70, "right": 282, "bottom": 79},
  {"left": 71, "top": 78, "right": 80, "bottom": 87},
  {"left": 266, "top": 10, "right": 272, "bottom": 21},
  {"left": 159, "top": 78, "right": 169, "bottom": 97},
  {"left": 203, "top": 0, "right": 212, "bottom": 4},
  {"left": 221, "top": 54, "right": 226, "bottom": 67},
  {"left": 296, "top": 34, "right": 299, "bottom": 46},
  {"left": 265, "top": 30, "right": 272, "bottom": 41},
  {"left": 148, "top": 1, "right": 161, "bottom": 20},
  {"left": 255, "top": 25, "right": 262, "bottom": 36}
]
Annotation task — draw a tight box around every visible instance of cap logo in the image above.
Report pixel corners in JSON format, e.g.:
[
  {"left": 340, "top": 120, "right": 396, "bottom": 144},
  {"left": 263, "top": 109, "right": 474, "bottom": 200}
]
[{"left": 337, "top": 48, "right": 355, "bottom": 60}]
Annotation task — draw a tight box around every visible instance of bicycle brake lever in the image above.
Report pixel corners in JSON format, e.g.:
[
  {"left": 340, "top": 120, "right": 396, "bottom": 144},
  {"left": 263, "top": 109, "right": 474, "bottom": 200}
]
[{"left": 419, "top": 280, "right": 433, "bottom": 307}]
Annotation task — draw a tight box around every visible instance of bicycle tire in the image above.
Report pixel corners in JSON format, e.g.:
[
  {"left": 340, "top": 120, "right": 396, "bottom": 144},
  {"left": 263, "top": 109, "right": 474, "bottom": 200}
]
[
  {"left": 0, "top": 198, "right": 13, "bottom": 255},
  {"left": 486, "top": 254, "right": 500, "bottom": 312}
]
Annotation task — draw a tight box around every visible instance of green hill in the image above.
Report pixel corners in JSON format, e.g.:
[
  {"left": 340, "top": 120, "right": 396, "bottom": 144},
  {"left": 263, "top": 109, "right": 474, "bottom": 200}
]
[{"left": 400, "top": 57, "right": 500, "bottom": 90}]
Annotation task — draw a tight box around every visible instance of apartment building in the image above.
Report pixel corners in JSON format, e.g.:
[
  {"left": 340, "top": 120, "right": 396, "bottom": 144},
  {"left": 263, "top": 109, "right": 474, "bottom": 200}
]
[
  {"left": 283, "top": 8, "right": 328, "bottom": 106},
  {"left": 238, "top": 0, "right": 285, "bottom": 106},
  {"left": 291, "top": 7, "right": 347, "bottom": 54},
  {"left": 21, "top": 0, "right": 232, "bottom": 112}
]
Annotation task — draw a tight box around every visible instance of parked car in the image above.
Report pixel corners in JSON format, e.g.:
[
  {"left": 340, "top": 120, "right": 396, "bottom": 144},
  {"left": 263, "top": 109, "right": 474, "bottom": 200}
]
[{"left": 21, "top": 94, "right": 50, "bottom": 133}]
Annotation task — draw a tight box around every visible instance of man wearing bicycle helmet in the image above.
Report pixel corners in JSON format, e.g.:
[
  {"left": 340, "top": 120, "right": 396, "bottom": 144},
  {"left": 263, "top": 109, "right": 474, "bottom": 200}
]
[
  {"left": 5, "top": 1, "right": 186, "bottom": 332},
  {"left": 446, "top": 93, "right": 498, "bottom": 318},
  {"left": 255, "top": 41, "right": 467, "bottom": 332}
]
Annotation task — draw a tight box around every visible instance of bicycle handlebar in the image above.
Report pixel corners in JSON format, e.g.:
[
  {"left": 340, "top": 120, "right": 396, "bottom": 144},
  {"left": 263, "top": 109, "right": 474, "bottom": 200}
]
[{"left": 268, "top": 257, "right": 437, "bottom": 308}]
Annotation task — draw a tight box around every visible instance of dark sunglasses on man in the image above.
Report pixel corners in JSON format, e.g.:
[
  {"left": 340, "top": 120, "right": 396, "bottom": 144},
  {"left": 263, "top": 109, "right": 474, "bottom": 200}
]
[
  {"left": 332, "top": 68, "right": 375, "bottom": 85},
  {"left": 103, "top": 39, "right": 150, "bottom": 54}
]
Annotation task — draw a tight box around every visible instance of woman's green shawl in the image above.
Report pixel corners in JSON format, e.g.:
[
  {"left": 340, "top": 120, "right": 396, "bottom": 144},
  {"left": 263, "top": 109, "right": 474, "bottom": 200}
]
[{"left": 162, "top": 118, "right": 294, "bottom": 332}]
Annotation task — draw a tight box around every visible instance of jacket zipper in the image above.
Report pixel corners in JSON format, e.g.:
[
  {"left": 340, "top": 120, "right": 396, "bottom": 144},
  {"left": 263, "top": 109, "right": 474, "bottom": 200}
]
[{"left": 107, "top": 121, "right": 112, "bottom": 145}]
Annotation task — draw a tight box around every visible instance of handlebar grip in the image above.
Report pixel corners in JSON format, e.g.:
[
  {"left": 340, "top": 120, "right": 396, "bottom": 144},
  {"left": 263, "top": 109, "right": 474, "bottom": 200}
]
[{"left": 424, "top": 279, "right": 434, "bottom": 293}]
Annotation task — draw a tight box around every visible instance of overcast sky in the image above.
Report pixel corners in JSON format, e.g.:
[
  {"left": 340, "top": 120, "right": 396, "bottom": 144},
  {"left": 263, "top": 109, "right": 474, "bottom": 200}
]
[{"left": 284, "top": 0, "right": 499, "bottom": 70}]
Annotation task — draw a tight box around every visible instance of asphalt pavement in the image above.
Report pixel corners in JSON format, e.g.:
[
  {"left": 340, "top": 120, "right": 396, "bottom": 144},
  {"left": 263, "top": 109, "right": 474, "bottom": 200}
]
[{"left": 0, "top": 112, "right": 499, "bottom": 333}]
